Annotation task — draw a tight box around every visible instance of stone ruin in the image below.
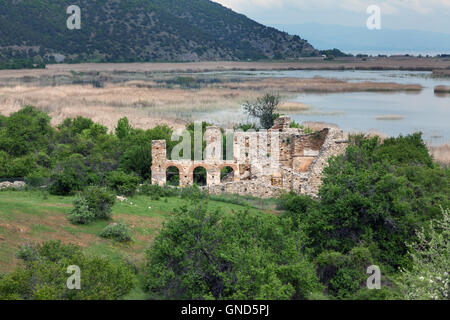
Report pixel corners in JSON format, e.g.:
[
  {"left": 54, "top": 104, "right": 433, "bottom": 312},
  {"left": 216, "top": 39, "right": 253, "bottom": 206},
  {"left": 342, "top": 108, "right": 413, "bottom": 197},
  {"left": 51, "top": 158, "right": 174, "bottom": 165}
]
[
  {"left": 0, "top": 181, "right": 26, "bottom": 190},
  {"left": 151, "top": 116, "right": 347, "bottom": 198}
]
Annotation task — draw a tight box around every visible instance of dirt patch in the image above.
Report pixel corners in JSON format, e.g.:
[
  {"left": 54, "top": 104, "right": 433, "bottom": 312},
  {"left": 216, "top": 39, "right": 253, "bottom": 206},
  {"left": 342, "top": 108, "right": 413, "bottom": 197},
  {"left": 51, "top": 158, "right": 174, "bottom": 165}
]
[{"left": 0, "top": 222, "right": 30, "bottom": 234}]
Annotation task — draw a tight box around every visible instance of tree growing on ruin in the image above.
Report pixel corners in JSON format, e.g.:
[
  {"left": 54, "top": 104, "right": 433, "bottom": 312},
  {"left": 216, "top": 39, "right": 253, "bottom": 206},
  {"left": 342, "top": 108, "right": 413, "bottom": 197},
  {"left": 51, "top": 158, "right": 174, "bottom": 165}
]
[{"left": 243, "top": 93, "right": 281, "bottom": 129}]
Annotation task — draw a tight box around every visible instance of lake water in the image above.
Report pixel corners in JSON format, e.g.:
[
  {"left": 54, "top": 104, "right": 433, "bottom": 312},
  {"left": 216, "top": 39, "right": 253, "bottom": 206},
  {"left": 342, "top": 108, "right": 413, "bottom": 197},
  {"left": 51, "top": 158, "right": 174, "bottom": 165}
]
[{"left": 199, "top": 70, "right": 450, "bottom": 145}]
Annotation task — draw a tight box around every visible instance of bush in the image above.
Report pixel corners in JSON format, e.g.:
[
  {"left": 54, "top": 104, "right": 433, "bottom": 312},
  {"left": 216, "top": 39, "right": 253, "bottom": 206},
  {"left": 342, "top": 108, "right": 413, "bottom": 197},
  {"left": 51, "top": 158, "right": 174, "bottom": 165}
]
[
  {"left": 106, "top": 170, "right": 140, "bottom": 196},
  {"left": 315, "top": 247, "right": 376, "bottom": 299},
  {"left": 115, "top": 117, "right": 132, "bottom": 139},
  {"left": 243, "top": 94, "right": 281, "bottom": 129},
  {"left": 0, "top": 241, "right": 136, "bottom": 300},
  {"left": 178, "top": 185, "right": 207, "bottom": 200},
  {"left": 68, "top": 196, "right": 95, "bottom": 224},
  {"left": 100, "top": 222, "right": 132, "bottom": 242},
  {"left": 137, "top": 183, "right": 206, "bottom": 200},
  {"left": 25, "top": 168, "right": 51, "bottom": 188},
  {"left": 234, "top": 123, "right": 259, "bottom": 132},
  {"left": 144, "top": 201, "right": 322, "bottom": 300},
  {"left": 138, "top": 183, "right": 178, "bottom": 200},
  {"left": 49, "top": 154, "right": 88, "bottom": 196},
  {"left": 278, "top": 192, "right": 317, "bottom": 229},
  {"left": 82, "top": 186, "right": 116, "bottom": 220},
  {"left": 289, "top": 120, "right": 303, "bottom": 129},
  {"left": 299, "top": 134, "right": 449, "bottom": 268},
  {"left": 394, "top": 206, "right": 449, "bottom": 300},
  {"left": 1, "top": 106, "right": 52, "bottom": 157}
]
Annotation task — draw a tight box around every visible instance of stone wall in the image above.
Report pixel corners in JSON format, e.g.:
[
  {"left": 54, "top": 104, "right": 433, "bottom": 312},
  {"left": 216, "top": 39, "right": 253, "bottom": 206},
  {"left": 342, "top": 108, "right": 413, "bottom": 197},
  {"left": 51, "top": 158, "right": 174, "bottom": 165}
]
[
  {"left": 151, "top": 116, "right": 347, "bottom": 198},
  {"left": 0, "top": 181, "right": 26, "bottom": 190}
]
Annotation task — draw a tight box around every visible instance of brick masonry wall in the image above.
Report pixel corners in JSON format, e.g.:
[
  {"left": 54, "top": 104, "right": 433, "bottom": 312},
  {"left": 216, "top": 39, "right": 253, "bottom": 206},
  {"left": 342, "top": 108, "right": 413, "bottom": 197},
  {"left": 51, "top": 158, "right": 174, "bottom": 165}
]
[{"left": 151, "top": 117, "right": 347, "bottom": 198}]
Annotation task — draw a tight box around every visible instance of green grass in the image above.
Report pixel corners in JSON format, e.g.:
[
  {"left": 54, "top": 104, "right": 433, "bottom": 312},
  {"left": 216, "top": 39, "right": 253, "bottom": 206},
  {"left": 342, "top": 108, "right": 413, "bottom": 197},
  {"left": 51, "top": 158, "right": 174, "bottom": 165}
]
[{"left": 0, "top": 189, "right": 276, "bottom": 299}]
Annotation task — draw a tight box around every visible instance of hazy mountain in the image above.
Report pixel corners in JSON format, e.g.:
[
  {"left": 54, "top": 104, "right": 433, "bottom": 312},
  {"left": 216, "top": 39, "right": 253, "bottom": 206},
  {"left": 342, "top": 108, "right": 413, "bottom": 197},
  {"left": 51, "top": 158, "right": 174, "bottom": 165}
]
[
  {"left": 0, "top": 0, "right": 318, "bottom": 63},
  {"left": 273, "top": 23, "right": 450, "bottom": 55}
]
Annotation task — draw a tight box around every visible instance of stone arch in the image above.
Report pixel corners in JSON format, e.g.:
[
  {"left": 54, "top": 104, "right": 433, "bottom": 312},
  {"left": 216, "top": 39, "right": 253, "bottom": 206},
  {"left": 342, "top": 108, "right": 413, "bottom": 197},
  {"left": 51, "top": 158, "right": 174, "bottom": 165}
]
[
  {"left": 166, "top": 166, "right": 180, "bottom": 186},
  {"left": 219, "top": 165, "right": 237, "bottom": 183},
  {"left": 192, "top": 165, "right": 208, "bottom": 186},
  {"left": 217, "top": 163, "right": 238, "bottom": 172}
]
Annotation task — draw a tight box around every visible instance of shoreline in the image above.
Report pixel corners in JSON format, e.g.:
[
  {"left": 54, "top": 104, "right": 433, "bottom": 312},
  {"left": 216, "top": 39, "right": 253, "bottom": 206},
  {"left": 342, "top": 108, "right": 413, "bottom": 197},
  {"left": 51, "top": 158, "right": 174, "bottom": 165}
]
[{"left": 0, "top": 57, "right": 450, "bottom": 78}]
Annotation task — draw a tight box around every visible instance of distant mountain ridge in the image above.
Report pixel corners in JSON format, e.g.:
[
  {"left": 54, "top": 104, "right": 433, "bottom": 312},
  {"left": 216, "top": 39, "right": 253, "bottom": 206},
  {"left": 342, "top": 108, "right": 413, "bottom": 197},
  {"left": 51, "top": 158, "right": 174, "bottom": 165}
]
[
  {"left": 274, "top": 22, "right": 450, "bottom": 55},
  {"left": 0, "top": 0, "right": 318, "bottom": 63}
]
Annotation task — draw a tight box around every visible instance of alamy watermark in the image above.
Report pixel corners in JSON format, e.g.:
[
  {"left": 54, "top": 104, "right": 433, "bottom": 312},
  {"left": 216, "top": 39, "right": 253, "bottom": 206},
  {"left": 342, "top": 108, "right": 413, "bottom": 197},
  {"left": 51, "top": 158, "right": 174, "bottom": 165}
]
[
  {"left": 169, "top": 122, "right": 280, "bottom": 172},
  {"left": 67, "top": 5, "right": 81, "bottom": 30},
  {"left": 367, "top": 5, "right": 381, "bottom": 30},
  {"left": 66, "top": 265, "right": 81, "bottom": 290},
  {"left": 366, "top": 265, "right": 381, "bottom": 289}
]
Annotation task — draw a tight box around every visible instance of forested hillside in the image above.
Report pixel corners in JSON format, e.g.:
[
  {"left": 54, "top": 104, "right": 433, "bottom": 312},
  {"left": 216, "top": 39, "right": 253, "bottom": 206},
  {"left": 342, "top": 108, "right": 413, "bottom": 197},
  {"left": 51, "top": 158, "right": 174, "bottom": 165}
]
[{"left": 0, "top": 0, "right": 318, "bottom": 63}]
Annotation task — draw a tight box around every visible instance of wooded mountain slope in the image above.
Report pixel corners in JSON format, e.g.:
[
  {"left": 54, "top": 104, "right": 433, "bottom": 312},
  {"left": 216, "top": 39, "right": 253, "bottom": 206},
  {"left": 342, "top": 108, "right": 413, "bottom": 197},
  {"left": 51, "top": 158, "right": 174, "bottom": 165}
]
[{"left": 0, "top": 0, "right": 318, "bottom": 63}]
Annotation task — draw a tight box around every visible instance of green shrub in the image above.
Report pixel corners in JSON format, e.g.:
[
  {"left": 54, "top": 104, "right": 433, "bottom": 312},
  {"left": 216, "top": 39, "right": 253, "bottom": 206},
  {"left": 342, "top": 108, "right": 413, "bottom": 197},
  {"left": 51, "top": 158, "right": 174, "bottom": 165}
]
[
  {"left": 8, "top": 154, "right": 37, "bottom": 177},
  {"left": 25, "top": 168, "right": 51, "bottom": 187},
  {"left": 144, "top": 201, "right": 322, "bottom": 300},
  {"left": 49, "top": 155, "right": 88, "bottom": 196},
  {"left": 138, "top": 183, "right": 178, "bottom": 200},
  {"left": 115, "top": 117, "right": 132, "bottom": 139},
  {"left": 234, "top": 123, "right": 259, "bottom": 132},
  {"left": 299, "top": 134, "right": 449, "bottom": 269},
  {"left": 106, "top": 170, "right": 140, "bottom": 196},
  {"left": 100, "top": 222, "right": 132, "bottom": 242},
  {"left": 1, "top": 106, "right": 52, "bottom": 157},
  {"left": 68, "top": 196, "right": 95, "bottom": 224},
  {"left": 315, "top": 247, "right": 376, "bottom": 299},
  {"left": 353, "top": 287, "right": 400, "bottom": 300},
  {"left": 82, "top": 186, "right": 116, "bottom": 220},
  {"left": 278, "top": 192, "right": 317, "bottom": 228},
  {"left": 243, "top": 94, "right": 281, "bottom": 129},
  {"left": 289, "top": 120, "right": 303, "bottom": 129},
  {"left": 394, "top": 206, "right": 449, "bottom": 300},
  {"left": 0, "top": 241, "right": 136, "bottom": 300},
  {"left": 178, "top": 185, "right": 207, "bottom": 200}
]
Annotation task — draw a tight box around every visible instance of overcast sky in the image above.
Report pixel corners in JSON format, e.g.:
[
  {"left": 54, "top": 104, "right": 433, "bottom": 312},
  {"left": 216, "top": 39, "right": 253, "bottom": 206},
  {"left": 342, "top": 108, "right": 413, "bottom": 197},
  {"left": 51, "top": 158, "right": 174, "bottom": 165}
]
[{"left": 213, "top": 0, "right": 450, "bottom": 34}]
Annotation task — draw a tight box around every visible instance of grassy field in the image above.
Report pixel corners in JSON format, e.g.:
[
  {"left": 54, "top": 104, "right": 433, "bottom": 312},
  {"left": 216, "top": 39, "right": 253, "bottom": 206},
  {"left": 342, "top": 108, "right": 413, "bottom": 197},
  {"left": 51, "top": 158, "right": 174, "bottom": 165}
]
[{"left": 0, "top": 190, "right": 277, "bottom": 277}]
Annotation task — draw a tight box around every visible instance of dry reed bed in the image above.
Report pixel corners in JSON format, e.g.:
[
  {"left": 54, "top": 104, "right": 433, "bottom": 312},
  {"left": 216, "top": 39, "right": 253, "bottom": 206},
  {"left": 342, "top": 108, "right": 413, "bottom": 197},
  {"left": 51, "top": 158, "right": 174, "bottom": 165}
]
[
  {"left": 432, "top": 69, "right": 450, "bottom": 77},
  {"left": 278, "top": 102, "right": 311, "bottom": 111},
  {"left": 0, "top": 57, "right": 449, "bottom": 79},
  {"left": 0, "top": 83, "right": 266, "bottom": 130},
  {"left": 376, "top": 115, "right": 405, "bottom": 121},
  {"left": 429, "top": 144, "right": 450, "bottom": 166},
  {"left": 434, "top": 85, "right": 450, "bottom": 93},
  {"left": 214, "top": 77, "right": 422, "bottom": 93}
]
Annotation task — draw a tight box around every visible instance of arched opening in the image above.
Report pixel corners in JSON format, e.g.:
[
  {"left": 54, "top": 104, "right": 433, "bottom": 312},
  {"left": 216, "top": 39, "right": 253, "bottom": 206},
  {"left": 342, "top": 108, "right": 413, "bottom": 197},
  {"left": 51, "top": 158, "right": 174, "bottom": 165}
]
[
  {"left": 220, "top": 166, "right": 234, "bottom": 183},
  {"left": 193, "top": 166, "right": 207, "bottom": 186},
  {"left": 166, "top": 166, "right": 180, "bottom": 186}
]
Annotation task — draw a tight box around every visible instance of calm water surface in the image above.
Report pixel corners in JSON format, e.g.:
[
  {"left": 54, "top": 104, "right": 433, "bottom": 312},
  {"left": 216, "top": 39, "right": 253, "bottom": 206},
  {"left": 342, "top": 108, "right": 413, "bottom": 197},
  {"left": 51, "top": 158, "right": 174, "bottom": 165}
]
[{"left": 198, "top": 70, "right": 450, "bottom": 145}]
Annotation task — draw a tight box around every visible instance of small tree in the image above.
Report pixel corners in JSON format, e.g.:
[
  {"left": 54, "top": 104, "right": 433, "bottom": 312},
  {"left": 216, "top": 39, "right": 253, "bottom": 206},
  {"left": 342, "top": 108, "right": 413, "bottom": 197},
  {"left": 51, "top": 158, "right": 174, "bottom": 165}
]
[
  {"left": 82, "top": 186, "right": 116, "bottom": 220},
  {"left": 243, "top": 94, "right": 280, "bottom": 129},
  {"left": 0, "top": 241, "right": 136, "bottom": 300},
  {"left": 144, "top": 201, "right": 322, "bottom": 300},
  {"left": 68, "top": 196, "right": 95, "bottom": 224},
  {"left": 115, "top": 117, "right": 133, "bottom": 139},
  {"left": 395, "top": 206, "right": 449, "bottom": 300},
  {"left": 100, "top": 222, "right": 132, "bottom": 242}
]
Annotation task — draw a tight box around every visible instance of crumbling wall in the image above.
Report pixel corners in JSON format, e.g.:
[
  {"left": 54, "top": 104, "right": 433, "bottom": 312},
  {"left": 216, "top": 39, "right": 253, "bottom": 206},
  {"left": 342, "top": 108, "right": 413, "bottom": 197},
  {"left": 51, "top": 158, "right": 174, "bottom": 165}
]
[
  {"left": 301, "top": 128, "right": 347, "bottom": 197},
  {"left": 151, "top": 116, "right": 347, "bottom": 198}
]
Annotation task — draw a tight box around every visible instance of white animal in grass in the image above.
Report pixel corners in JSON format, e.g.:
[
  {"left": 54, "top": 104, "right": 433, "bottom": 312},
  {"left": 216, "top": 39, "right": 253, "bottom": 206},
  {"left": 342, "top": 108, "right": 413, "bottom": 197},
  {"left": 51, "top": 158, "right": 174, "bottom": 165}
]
[{"left": 116, "top": 195, "right": 128, "bottom": 202}]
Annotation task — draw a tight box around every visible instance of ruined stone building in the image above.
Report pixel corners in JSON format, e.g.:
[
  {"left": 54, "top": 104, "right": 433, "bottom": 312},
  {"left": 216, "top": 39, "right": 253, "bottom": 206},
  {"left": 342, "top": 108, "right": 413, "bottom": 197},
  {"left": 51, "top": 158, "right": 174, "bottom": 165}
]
[{"left": 151, "top": 116, "right": 347, "bottom": 198}]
